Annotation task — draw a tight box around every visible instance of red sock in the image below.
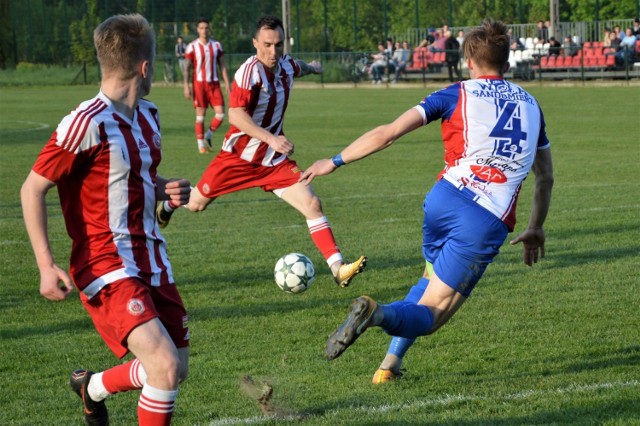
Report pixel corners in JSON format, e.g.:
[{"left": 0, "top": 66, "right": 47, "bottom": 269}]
[
  {"left": 138, "top": 384, "right": 177, "bottom": 426},
  {"left": 209, "top": 116, "right": 223, "bottom": 132},
  {"left": 101, "top": 359, "right": 146, "bottom": 394},
  {"left": 195, "top": 120, "right": 205, "bottom": 140},
  {"left": 307, "top": 216, "right": 342, "bottom": 266}
]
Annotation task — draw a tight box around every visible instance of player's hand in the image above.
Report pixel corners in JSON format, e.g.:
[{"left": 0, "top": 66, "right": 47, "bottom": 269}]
[
  {"left": 183, "top": 85, "right": 192, "bottom": 100},
  {"left": 510, "top": 227, "right": 545, "bottom": 266},
  {"left": 270, "top": 135, "right": 295, "bottom": 156},
  {"left": 165, "top": 179, "right": 191, "bottom": 207},
  {"left": 39, "top": 264, "right": 73, "bottom": 301},
  {"left": 308, "top": 60, "right": 323, "bottom": 74},
  {"left": 298, "top": 159, "right": 336, "bottom": 185}
]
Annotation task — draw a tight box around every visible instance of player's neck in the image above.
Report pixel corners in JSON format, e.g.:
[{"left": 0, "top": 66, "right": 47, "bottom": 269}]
[{"left": 101, "top": 77, "right": 141, "bottom": 120}]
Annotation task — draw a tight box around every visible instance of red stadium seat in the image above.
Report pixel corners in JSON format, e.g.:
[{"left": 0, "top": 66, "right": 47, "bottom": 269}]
[
  {"left": 539, "top": 56, "right": 549, "bottom": 68},
  {"left": 605, "top": 55, "right": 616, "bottom": 68},
  {"left": 571, "top": 55, "right": 582, "bottom": 69},
  {"left": 546, "top": 56, "right": 556, "bottom": 68},
  {"left": 554, "top": 56, "right": 565, "bottom": 68}
]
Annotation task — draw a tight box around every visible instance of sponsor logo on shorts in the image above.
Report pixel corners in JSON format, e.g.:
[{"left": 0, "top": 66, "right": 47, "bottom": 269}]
[
  {"left": 127, "top": 298, "right": 146, "bottom": 316},
  {"left": 182, "top": 315, "right": 189, "bottom": 328},
  {"left": 290, "top": 166, "right": 300, "bottom": 174}
]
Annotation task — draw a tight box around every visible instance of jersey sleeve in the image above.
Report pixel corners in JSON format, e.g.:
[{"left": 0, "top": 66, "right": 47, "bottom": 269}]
[
  {"left": 537, "top": 106, "right": 551, "bottom": 150},
  {"left": 285, "top": 56, "right": 301, "bottom": 78},
  {"left": 230, "top": 61, "right": 260, "bottom": 109},
  {"left": 32, "top": 111, "right": 103, "bottom": 183},
  {"left": 184, "top": 42, "right": 195, "bottom": 61},
  {"left": 416, "top": 83, "right": 461, "bottom": 125}
]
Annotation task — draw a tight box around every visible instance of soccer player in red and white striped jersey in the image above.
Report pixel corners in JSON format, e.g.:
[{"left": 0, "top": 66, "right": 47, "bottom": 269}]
[
  {"left": 21, "top": 14, "right": 191, "bottom": 425},
  {"left": 157, "top": 15, "right": 367, "bottom": 288},
  {"left": 184, "top": 18, "right": 230, "bottom": 154}
]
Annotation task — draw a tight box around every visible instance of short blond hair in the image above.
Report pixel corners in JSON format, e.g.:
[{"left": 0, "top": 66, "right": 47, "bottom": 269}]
[{"left": 94, "top": 14, "right": 155, "bottom": 79}]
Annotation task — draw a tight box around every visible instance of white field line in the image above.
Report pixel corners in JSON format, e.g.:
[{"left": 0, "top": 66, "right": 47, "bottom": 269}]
[
  {"left": 0, "top": 120, "right": 50, "bottom": 133},
  {"left": 208, "top": 379, "right": 640, "bottom": 425}
]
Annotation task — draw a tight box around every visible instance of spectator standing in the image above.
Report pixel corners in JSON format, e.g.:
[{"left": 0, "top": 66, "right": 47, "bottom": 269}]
[
  {"left": 444, "top": 30, "right": 461, "bottom": 82},
  {"left": 456, "top": 30, "right": 465, "bottom": 46},
  {"left": 300, "top": 19, "right": 553, "bottom": 385},
  {"left": 537, "top": 20, "right": 549, "bottom": 43},
  {"left": 184, "top": 18, "right": 230, "bottom": 154},
  {"left": 21, "top": 14, "right": 192, "bottom": 425},
  {"left": 175, "top": 36, "right": 187, "bottom": 79},
  {"left": 633, "top": 19, "right": 640, "bottom": 37},
  {"left": 156, "top": 15, "right": 367, "bottom": 289}
]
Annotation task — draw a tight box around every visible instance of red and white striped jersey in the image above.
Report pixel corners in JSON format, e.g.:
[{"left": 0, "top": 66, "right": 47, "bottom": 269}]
[
  {"left": 185, "top": 38, "right": 224, "bottom": 83},
  {"left": 221, "top": 55, "right": 301, "bottom": 166},
  {"left": 32, "top": 91, "right": 175, "bottom": 298}
]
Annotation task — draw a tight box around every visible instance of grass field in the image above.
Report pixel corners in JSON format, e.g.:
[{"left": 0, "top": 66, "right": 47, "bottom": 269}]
[{"left": 1, "top": 83, "right": 639, "bottom": 425}]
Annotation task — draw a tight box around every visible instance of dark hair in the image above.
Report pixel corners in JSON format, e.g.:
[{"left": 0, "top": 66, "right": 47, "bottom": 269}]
[
  {"left": 255, "top": 15, "right": 283, "bottom": 37},
  {"left": 197, "top": 18, "right": 209, "bottom": 26}
]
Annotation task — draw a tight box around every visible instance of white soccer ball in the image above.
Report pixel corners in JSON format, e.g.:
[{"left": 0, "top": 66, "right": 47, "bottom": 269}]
[{"left": 274, "top": 253, "right": 316, "bottom": 294}]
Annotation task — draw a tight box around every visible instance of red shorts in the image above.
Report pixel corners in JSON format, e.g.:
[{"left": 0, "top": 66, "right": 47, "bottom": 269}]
[
  {"left": 193, "top": 81, "right": 224, "bottom": 109},
  {"left": 197, "top": 150, "right": 301, "bottom": 198},
  {"left": 80, "top": 277, "right": 189, "bottom": 358}
]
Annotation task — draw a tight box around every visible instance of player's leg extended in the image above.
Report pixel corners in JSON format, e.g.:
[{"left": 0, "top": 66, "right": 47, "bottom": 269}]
[
  {"left": 204, "top": 85, "right": 225, "bottom": 149},
  {"left": 325, "top": 273, "right": 465, "bottom": 361},
  {"left": 279, "top": 182, "right": 366, "bottom": 287},
  {"left": 374, "top": 266, "right": 432, "bottom": 383}
]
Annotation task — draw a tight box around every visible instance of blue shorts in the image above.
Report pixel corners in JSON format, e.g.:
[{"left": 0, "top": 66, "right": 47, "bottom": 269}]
[{"left": 422, "top": 179, "right": 508, "bottom": 297}]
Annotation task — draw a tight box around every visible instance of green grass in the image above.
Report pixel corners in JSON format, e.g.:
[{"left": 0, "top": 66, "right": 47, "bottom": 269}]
[{"left": 1, "top": 84, "right": 639, "bottom": 425}]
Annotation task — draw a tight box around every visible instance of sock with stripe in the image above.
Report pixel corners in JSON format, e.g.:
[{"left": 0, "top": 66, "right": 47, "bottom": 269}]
[
  {"left": 138, "top": 384, "right": 178, "bottom": 426},
  {"left": 100, "top": 359, "right": 147, "bottom": 395},
  {"left": 307, "top": 216, "right": 342, "bottom": 267}
]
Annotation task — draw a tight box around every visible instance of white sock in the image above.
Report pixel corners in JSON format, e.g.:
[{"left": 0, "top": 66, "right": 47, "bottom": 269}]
[{"left": 87, "top": 372, "right": 111, "bottom": 402}]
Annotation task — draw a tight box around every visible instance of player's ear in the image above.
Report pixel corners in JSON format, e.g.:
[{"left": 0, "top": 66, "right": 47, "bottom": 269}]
[
  {"left": 252, "top": 38, "right": 258, "bottom": 49},
  {"left": 141, "top": 60, "right": 150, "bottom": 78},
  {"left": 502, "top": 62, "right": 510, "bottom": 73}
]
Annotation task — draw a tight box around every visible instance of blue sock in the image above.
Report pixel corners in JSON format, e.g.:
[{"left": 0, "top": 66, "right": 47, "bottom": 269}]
[
  {"left": 385, "top": 277, "right": 430, "bottom": 358},
  {"left": 380, "top": 301, "right": 434, "bottom": 339}
]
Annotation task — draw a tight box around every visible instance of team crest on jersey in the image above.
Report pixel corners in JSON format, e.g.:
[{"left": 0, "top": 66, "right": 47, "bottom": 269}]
[
  {"left": 152, "top": 133, "right": 161, "bottom": 148},
  {"left": 137, "top": 139, "right": 148, "bottom": 150},
  {"left": 127, "top": 298, "right": 146, "bottom": 316}
]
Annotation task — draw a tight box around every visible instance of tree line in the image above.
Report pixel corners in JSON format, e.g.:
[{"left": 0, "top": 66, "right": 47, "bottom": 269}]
[{"left": 1, "top": 0, "right": 637, "bottom": 68}]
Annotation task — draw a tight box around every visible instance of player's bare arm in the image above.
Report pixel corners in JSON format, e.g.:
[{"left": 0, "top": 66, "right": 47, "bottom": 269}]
[
  {"left": 295, "top": 59, "right": 323, "bottom": 76},
  {"left": 300, "top": 108, "right": 423, "bottom": 184},
  {"left": 157, "top": 177, "right": 191, "bottom": 207},
  {"left": 183, "top": 60, "right": 192, "bottom": 99},
  {"left": 510, "top": 148, "right": 554, "bottom": 266},
  {"left": 228, "top": 106, "right": 294, "bottom": 155},
  {"left": 218, "top": 56, "right": 230, "bottom": 96},
  {"left": 20, "top": 171, "right": 74, "bottom": 300}
]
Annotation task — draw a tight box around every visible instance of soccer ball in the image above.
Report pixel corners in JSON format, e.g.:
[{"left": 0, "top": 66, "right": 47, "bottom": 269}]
[{"left": 274, "top": 253, "right": 316, "bottom": 294}]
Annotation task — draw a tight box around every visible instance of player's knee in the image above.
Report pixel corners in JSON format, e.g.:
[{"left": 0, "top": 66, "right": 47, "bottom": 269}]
[
  {"left": 306, "top": 194, "right": 323, "bottom": 215},
  {"left": 214, "top": 113, "right": 225, "bottom": 121},
  {"left": 195, "top": 116, "right": 205, "bottom": 123},
  {"left": 147, "top": 354, "right": 181, "bottom": 388}
]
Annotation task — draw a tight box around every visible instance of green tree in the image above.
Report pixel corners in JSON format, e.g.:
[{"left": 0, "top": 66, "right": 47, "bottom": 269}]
[{"left": 69, "top": 0, "right": 100, "bottom": 64}]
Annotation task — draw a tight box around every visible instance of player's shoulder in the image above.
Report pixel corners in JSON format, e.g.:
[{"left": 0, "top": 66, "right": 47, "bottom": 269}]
[
  {"left": 234, "top": 56, "right": 263, "bottom": 86},
  {"left": 55, "top": 94, "right": 111, "bottom": 150}
]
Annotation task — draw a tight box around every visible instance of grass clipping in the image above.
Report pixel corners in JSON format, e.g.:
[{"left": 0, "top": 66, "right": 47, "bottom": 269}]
[{"left": 239, "top": 375, "right": 308, "bottom": 419}]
